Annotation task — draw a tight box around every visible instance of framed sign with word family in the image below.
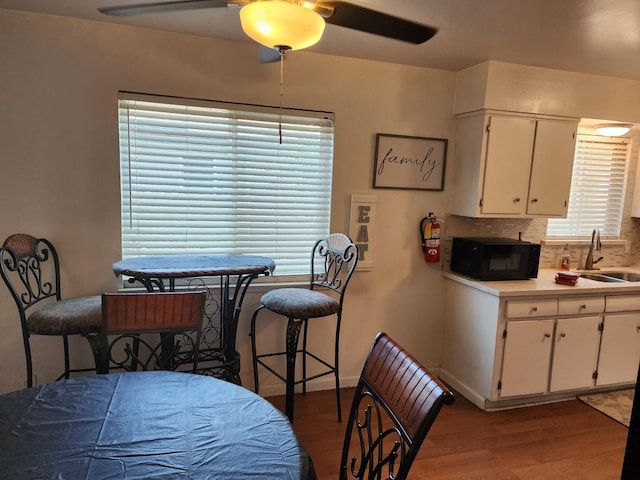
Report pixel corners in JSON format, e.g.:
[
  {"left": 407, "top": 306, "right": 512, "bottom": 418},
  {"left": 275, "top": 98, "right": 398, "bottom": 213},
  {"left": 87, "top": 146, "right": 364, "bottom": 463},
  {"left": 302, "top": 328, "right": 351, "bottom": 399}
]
[
  {"left": 373, "top": 133, "right": 447, "bottom": 191},
  {"left": 349, "top": 194, "right": 377, "bottom": 271}
]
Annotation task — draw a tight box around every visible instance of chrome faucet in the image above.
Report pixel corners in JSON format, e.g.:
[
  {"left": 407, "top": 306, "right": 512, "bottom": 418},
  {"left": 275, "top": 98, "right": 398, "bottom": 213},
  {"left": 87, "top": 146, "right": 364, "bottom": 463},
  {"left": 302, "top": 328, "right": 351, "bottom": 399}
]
[{"left": 584, "top": 228, "right": 603, "bottom": 270}]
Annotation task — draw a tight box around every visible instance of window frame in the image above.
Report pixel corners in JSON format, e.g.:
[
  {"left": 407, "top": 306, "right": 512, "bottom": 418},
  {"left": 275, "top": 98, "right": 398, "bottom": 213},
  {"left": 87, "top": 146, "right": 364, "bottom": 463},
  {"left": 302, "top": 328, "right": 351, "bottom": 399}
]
[
  {"left": 117, "top": 92, "right": 336, "bottom": 281},
  {"left": 547, "top": 132, "right": 631, "bottom": 240}
]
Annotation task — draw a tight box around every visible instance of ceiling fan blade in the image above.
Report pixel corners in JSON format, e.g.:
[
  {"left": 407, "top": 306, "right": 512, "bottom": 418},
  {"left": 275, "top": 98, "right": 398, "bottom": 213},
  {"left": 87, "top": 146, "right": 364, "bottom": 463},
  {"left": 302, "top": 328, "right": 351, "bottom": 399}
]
[
  {"left": 317, "top": 1, "right": 437, "bottom": 44},
  {"left": 98, "top": 0, "right": 228, "bottom": 17}
]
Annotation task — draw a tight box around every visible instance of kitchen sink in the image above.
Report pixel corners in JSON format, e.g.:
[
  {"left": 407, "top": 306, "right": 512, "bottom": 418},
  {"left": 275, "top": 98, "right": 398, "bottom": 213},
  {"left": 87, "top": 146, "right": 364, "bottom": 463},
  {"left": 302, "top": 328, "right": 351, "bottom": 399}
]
[
  {"left": 598, "top": 271, "right": 640, "bottom": 282},
  {"left": 579, "top": 271, "right": 640, "bottom": 283},
  {"left": 580, "top": 273, "right": 627, "bottom": 283}
]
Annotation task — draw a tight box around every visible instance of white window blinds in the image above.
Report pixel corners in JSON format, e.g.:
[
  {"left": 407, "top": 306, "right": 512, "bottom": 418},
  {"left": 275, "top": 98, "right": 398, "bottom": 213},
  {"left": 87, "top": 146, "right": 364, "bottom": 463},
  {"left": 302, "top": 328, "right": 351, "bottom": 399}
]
[
  {"left": 547, "top": 134, "right": 629, "bottom": 237},
  {"left": 118, "top": 93, "right": 335, "bottom": 276}
]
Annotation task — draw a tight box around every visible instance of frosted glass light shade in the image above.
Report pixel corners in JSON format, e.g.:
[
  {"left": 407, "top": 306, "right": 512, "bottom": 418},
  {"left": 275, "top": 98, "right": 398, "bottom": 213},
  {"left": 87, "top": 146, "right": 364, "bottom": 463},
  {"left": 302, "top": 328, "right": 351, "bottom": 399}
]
[
  {"left": 595, "top": 124, "right": 632, "bottom": 136},
  {"left": 240, "top": 1, "right": 325, "bottom": 51}
]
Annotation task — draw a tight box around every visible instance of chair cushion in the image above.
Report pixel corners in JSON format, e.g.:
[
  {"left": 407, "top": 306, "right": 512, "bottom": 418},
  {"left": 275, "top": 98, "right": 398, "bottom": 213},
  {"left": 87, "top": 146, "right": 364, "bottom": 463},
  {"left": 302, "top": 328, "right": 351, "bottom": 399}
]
[
  {"left": 261, "top": 288, "right": 339, "bottom": 319},
  {"left": 27, "top": 295, "right": 102, "bottom": 336}
]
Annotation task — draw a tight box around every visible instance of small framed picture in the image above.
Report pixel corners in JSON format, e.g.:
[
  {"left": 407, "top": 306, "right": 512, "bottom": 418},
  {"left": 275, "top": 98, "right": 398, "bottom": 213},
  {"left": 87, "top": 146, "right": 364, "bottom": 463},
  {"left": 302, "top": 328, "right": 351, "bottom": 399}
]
[{"left": 373, "top": 133, "right": 447, "bottom": 191}]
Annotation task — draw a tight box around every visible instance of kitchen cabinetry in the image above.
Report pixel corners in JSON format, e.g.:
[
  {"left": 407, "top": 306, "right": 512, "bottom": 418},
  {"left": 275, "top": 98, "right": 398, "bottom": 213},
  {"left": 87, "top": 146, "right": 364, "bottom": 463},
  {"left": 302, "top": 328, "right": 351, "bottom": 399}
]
[
  {"left": 452, "top": 110, "right": 578, "bottom": 218},
  {"left": 548, "top": 316, "right": 601, "bottom": 392},
  {"left": 597, "top": 295, "right": 640, "bottom": 385},
  {"left": 499, "top": 316, "right": 601, "bottom": 397},
  {"left": 498, "top": 297, "right": 601, "bottom": 399},
  {"left": 441, "top": 273, "right": 640, "bottom": 411},
  {"left": 499, "top": 319, "right": 553, "bottom": 397}
]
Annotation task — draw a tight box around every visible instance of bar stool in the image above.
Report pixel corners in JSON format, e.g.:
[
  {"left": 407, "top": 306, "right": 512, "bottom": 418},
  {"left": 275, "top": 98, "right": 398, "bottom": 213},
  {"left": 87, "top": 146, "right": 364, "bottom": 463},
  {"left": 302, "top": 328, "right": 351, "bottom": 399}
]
[
  {"left": 0, "top": 234, "right": 103, "bottom": 386},
  {"left": 250, "top": 233, "right": 358, "bottom": 423}
]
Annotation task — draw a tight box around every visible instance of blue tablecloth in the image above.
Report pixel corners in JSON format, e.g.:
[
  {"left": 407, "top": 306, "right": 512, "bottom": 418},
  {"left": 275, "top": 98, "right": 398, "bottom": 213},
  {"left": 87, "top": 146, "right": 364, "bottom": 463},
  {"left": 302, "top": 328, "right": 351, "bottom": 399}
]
[
  {"left": 113, "top": 254, "right": 276, "bottom": 278},
  {"left": 0, "top": 372, "right": 315, "bottom": 479}
]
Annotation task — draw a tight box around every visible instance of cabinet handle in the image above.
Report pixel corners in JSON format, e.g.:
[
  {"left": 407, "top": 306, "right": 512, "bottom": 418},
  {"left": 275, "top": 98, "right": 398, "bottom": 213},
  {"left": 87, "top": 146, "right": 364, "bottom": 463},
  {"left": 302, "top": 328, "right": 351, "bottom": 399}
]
[
  {"left": 579, "top": 304, "right": 587, "bottom": 310},
  {"left": 514, "top": 197, "right": 521, "bottom": 203},
  {"left": 531, "top": 306, "right": 538, "bottom": 312},
  {"left": 544, "top": 332, "right": 551, "bottom": 338},
  {"left": 560, "top": 332, "right": 566, "bottom": 338},
  {"left": 530, "top": 198, "right": 538, "bottom": 204}
]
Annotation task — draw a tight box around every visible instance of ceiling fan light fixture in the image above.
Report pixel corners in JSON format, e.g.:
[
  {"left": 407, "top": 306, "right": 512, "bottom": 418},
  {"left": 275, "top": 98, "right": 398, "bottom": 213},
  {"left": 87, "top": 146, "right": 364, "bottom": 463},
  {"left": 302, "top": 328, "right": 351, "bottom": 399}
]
[
  {"left": 239, "top": 0, "right": 325, "bottom": 51},
  {"left": 595, "top": 123, "right": 632, "bottom": 137}
]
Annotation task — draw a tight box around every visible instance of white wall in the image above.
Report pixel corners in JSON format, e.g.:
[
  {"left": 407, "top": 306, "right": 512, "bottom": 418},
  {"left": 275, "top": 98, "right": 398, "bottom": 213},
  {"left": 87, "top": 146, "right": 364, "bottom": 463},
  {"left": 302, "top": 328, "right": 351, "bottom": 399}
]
[
  {"left": 0, "top": 9, "right": 457, "bottom": 393},
  {"left": 455, "top": 60, "right": 640, "bottom": 123}
]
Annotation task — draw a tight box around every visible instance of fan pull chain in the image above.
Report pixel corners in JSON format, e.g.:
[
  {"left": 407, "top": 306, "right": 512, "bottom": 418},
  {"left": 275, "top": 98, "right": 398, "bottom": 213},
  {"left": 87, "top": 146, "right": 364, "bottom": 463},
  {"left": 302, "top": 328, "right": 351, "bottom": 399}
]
[{"left": 279, "top": 47, "right": 286, "bottom": 144}]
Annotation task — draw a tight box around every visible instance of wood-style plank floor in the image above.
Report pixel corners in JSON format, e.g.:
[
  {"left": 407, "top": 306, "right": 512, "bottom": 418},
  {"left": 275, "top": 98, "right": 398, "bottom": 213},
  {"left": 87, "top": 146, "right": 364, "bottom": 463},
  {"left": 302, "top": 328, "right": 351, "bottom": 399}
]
[{"left": 266, "top": 387, "right": 628, "bottom": 480}]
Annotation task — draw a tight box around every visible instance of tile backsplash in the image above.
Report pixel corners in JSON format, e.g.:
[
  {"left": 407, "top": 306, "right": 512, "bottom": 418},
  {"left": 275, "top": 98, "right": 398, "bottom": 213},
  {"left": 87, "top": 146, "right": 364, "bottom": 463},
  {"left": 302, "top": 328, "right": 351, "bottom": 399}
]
[{"left": 440, "top": 214, "right": 640, "bottom": 272}]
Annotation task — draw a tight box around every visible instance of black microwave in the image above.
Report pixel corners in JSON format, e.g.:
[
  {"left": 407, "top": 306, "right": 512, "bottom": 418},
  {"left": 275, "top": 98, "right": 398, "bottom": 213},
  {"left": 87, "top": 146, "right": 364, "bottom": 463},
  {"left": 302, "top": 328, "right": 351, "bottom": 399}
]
[{"left": 450, "top": 237, "right": 541, "bottom": 281}]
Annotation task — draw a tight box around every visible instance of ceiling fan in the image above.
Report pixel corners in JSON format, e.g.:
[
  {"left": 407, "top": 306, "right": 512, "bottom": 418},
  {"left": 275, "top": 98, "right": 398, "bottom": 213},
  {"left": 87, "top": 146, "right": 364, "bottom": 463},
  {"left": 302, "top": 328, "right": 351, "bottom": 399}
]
[{"left": 98, "top": 0, "right": 438, "bottom": 46}]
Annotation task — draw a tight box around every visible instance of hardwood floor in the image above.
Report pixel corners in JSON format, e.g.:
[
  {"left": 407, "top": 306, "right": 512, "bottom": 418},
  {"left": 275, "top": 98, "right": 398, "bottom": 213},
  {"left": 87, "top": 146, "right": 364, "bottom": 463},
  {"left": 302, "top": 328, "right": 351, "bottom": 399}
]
[{"left": 266, "top": 387, "right": 629, "bottom": 480}]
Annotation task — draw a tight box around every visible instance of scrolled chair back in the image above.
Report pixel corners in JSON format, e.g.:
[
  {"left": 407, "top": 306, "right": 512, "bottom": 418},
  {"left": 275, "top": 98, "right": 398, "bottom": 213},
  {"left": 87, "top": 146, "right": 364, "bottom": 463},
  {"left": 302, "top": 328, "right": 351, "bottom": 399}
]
[{"left": 340, "top": 332, "right": 454, "bottom": 480}]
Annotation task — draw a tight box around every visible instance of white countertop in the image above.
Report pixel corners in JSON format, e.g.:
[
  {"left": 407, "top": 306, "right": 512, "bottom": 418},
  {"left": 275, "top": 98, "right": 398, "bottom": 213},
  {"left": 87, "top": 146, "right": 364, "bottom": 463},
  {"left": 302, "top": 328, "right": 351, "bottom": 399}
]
[{"left": 442, "top": 267, "right": 640, "bottom": 297}]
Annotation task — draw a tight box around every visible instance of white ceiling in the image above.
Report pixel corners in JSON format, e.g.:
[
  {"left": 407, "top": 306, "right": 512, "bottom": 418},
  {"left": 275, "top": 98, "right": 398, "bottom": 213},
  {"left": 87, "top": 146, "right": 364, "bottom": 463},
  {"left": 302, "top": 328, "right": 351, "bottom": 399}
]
[{"left": 2, "top": 0, "right": 640, "bottom": 81}]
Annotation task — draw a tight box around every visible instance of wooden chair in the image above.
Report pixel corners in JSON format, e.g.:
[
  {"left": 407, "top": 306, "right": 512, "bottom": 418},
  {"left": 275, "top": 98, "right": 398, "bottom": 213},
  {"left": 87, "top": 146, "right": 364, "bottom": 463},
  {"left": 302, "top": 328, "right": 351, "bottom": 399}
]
[
  {"left": 340, "top": 332, "right": 455, "bottom": 480},
  {"left": 250, "top": 233, "right": 358, "bottom": 423},
  {"left": 101, "top": 291, "right": 206, "bottom": 372},
  {"left": 0, "top": 234, "right": 103, "bottom": 386}
]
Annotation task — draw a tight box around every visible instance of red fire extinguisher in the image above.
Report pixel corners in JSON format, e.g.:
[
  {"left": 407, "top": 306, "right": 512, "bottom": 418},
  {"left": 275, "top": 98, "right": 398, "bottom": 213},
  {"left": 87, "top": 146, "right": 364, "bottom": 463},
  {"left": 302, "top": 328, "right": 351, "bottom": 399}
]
[{"left": 420, "top": 213, "right": 441, "bottom": 263}]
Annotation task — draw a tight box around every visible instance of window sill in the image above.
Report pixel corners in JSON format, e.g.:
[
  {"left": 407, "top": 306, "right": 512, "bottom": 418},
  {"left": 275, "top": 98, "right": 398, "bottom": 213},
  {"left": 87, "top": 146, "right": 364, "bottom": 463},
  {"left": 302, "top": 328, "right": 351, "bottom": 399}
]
[{"left": 542, "top": 238, "right": 631, "bottom": 253}]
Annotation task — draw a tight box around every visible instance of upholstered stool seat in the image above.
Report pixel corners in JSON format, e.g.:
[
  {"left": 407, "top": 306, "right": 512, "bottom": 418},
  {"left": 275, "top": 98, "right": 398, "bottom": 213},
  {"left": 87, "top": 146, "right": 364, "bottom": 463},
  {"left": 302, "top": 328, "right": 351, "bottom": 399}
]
[
  {"left": 260, "top": 289, "right": 339, "bottom": 319},
  {"left": 28, "top": 296, "right": 102, "bottom": 335},
  {"left": 250, "top": 233, "right": 358, "bottom": 423}
]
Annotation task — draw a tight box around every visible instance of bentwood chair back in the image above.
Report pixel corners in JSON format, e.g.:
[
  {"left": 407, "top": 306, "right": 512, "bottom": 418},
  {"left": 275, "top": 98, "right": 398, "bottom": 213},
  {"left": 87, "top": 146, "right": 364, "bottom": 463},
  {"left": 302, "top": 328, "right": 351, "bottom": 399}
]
[
  {"left": 0, "top": 234, "right": 102, "bottom": 387},
  {"left": 102, "top": 291, "right": 206, "bottom": 372},
  {"left": 250, "top": 233, "right": 358, "bottom": 423},
  {"left": 340, "top": 332, "right": 455, "bottom": 480}
]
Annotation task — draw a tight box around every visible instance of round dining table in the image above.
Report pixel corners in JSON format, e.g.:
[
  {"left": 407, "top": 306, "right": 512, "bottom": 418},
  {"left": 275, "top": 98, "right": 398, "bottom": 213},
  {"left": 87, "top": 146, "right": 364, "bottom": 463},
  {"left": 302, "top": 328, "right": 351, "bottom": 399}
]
[{"left": 0, "top": 371, "right": 316, "bottom": 479}]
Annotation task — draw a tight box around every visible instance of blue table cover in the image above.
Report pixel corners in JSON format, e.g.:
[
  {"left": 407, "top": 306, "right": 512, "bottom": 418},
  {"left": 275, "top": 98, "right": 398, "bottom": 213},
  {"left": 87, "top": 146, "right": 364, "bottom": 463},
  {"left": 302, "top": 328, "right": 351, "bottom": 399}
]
[{"left": 0, "top": 371, "right": 315, "bottom": 479}]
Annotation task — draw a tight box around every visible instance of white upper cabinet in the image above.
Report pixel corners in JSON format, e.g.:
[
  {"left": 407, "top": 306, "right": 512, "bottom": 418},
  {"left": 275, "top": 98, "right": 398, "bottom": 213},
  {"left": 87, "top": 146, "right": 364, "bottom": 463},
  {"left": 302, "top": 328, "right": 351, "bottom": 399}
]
[{"left": 452, "top": 111, "right": 578, "bottom": 218}]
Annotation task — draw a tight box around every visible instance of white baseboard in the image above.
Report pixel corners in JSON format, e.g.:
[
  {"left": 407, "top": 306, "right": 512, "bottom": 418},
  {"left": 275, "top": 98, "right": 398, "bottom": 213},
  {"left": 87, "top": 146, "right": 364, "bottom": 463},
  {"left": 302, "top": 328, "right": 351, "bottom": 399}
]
[{"left": 438, "top": 369, "right": 488, "bottom": 410}]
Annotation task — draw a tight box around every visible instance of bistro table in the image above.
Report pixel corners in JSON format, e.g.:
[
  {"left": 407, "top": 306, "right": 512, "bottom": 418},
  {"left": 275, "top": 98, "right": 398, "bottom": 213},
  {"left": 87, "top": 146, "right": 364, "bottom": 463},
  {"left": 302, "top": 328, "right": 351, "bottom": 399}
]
[
  {"left": 0, "top": 371, "right": 316, "bottom": 479},
  {"left": 112, "top": 255, "right": 275, "bottom": 383}
]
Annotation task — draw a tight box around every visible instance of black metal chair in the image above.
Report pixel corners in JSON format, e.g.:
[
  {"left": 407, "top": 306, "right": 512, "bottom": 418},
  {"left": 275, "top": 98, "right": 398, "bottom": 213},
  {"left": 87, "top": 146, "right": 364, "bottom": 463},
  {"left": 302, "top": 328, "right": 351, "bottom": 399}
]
[
  {"left": 101, "top": 291, "right": 206, "bottom": 372},
  {"left": 250, "top": 233, "right": 358, "bottom": 423},
  {"left": 0, "top": 233, "right": 103, "bottom": 387},
  {"left": 340, "top": 332, "right": 455, "bottom": 480}
]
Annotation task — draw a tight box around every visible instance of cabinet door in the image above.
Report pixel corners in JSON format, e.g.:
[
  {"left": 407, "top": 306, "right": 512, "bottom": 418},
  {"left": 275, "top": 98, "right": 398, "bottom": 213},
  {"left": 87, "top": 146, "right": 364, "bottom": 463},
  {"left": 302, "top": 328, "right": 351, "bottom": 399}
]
[
  {"left": 549, "top": 316, "right": 600, "bottom": 392},
  {"left": 481, "top": 116, "right": 536, "bottom": 215},
  {"left": 527, "top": 119, "right": 578, "bottom": 216},
  {"left": 598, "top": 314, "right": 640, "bottom": 386},
  {"left": 499, "top": 319, "right": 554, "bottom": 398}
]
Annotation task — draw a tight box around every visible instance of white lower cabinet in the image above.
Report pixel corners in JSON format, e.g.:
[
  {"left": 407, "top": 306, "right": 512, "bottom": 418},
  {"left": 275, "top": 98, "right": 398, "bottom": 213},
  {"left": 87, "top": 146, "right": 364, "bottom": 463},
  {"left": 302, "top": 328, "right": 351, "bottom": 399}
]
[
  {"left": 549, "top": 316, "right": 601, "bottom": 392},
  {"left": 442, "top": 276, "right": 640, "bottom": 410},
  {"left": 499, "top": 316, "right": 600, "bottom": 398},
  {"left": 499, "top": 319, "right": 553, "bottom": 397},
  {"left": 597, "top": 313, "right": 640, "bottom": 386}
]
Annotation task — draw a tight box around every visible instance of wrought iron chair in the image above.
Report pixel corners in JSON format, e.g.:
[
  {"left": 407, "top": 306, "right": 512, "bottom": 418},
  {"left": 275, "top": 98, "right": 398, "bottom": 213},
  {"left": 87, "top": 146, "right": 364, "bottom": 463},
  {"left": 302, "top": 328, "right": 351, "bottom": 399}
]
[
  {"left": 340, "top": 332, "right": 455, "bottom": 480},
  {"left": 0, "top": 233, "right": 103, "bottom": 387},
  {"left": 102, "top": 291, "right": 206, "bottom": 372},
  {"left": 250, "top": 233, "right": 358, "bottom": 423}
]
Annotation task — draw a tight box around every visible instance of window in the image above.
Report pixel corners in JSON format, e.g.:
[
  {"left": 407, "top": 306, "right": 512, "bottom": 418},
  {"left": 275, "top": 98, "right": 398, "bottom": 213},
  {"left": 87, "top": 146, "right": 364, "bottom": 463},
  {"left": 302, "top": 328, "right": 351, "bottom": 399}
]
[
  {"left": 118, "top": 93, "right": 335, "bottom": 276},
  {"left": 547, "top": 133, "right": 630, "bottom": 237}
]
